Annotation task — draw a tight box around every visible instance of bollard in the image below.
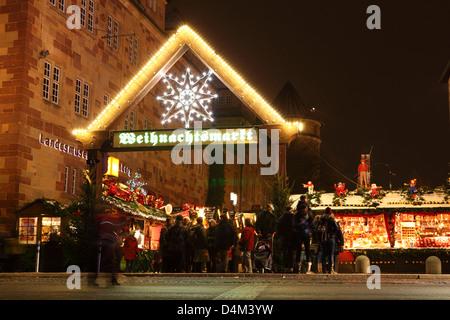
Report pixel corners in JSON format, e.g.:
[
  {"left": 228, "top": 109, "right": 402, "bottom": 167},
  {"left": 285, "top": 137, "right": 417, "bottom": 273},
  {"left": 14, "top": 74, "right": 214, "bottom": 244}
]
[
  {"left": 35, "top": 241, "right": 41, "bottom": 273},
  {"left": 355, "top": 255, "right": 370, "bottom": 273},
  {"left": 425, "top": 256, "right": 441, "bottom": 274},
  {"left": 97, "top": 241, "right": 102, "bottom": 274}
]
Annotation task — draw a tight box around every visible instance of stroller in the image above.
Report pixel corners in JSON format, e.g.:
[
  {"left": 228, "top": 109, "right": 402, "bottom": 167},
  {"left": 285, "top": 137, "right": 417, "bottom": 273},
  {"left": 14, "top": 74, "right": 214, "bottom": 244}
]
[{"left": 253, "top": 238, "right": 273, "bottom": 273}]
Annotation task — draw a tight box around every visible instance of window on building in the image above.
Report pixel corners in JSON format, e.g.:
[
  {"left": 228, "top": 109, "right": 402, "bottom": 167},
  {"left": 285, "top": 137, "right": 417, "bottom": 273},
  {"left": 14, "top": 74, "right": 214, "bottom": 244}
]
[
  {"left": 104, "top": 94, "right": 109, "bottom": 106},
  {"left": 49, "top": 0, "right": 65, "bottom": 12},
  {"left": 143, "top": 118, "right": 152, "bottom": 130},
  {"left": 80, "top": 0, "right": 86, "bottom": 27},
  {"left": 81, "top": 0, "right": 95, "bottom": 33},
  {"left": 147, "top": 0, "right": 157, "bottom": 12},
  {"left": 64, "top": 166, "right": 69, "bottom": 193},
  {"left": 43, "top": 61, "right": 61, "bottom": 105},
  {"left": 74, "top": 79, "right": 82, "bottom": 114},
  {"left": 82, "top": 82, "right": 90, "bottom": 117},
  {"left": 129, "top": 110, "right": 135, "bottom": 130},
  {"left": 58, "top": 0, "right": 65, "bottom": 12},
  {"left": 87, "top": 0, "right": 95, "bottom": 32},
  {"left": 129, "top": 34, "right": 139, "bottom": 66},
  {"left": 107, "top": 15, "right": 119, "bottom": 51},
  {"left": 74, "top": 79, "right": 90, "bottom": 117},
  {"left": 72, "top": 168, "right": 77, "bottom": 195},
  {"left": 225, "top": 95, "right": 232, "bottom": 105},
  {"left": 113, "top": 20, "right": 119, "bottom": 51},
  {"left": 51, "top": 65, "right": 61, "bottom": 104},
  {"left": 107, "top": 16, "right": 113, "bottom": 47},
  {"left": 43, "top": 61, "right": 51, "bottom": 100},
  {"left": 123, "top": 111, "right": 135, "bottom": 130}
]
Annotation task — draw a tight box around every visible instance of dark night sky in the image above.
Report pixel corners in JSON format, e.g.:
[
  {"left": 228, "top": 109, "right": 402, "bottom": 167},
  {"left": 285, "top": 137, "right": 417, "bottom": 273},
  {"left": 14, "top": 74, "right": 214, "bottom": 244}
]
[{"left": 166, "top": 0, "right": 450, "bottom": 189}]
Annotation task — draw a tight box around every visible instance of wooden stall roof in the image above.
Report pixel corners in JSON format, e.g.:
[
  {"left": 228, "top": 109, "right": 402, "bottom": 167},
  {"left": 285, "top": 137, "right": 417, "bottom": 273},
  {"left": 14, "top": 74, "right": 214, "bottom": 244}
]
[
  {"left": 291, "top": 190, "right": 450, "bottom": 215},
  {"left": 16, "top": 198, "right": 68, "bottom": 216},
  {"left": 102, "top": 195, "right": 168, "bottom": 223}
]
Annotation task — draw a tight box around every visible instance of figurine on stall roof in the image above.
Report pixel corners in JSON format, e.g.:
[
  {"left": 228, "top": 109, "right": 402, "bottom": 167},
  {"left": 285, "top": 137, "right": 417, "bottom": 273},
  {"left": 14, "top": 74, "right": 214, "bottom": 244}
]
[
  {"left": 146, "top": 193, "right": 155, "bottom": 207},
  {"left": 154, "top": 195, "right": 164, "bottom": 208},
  {"left": 334, "top": 182, "right": 348, "bottom": 197},
  {"left": 370, "top": 183, "right": 382, "bottom": 198},
  {"left": 134, "top": 187, "right": 147, "bottom": 205},
  {"left": 358, "top": 158, "right": 369, "bottom": 188},
  {"left": 302, "top": 181, "right": 314, "bottom": 194},
  {"left": 104, "top": 179, "right": 133, "bottom": 202},
  {"left": 405, "top": 179, "right": 417, "bottom": 198}
]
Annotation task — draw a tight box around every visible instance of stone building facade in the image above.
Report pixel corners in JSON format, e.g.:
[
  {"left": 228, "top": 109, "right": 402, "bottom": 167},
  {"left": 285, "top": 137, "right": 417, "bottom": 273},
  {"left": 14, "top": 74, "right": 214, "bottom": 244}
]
[
  {"left": 0, "top": 0, "right": 270, "bottom": 234},
  {"left": 0, "top": 0, "right": 322, "bottom": 236},
  {"left": 1, "top": 0, "right": 192, "bottom": 233}
]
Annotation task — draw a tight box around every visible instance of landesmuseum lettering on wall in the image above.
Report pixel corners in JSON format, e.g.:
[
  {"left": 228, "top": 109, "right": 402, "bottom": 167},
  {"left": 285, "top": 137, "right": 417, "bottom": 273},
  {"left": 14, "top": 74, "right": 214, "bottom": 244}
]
[{"left": 39, "top": 133, "right": 88, "bottom": 160}]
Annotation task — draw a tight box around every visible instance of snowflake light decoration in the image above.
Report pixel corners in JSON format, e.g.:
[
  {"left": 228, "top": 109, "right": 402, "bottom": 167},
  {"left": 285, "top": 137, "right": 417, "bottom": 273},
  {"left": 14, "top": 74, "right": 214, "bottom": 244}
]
[{"left": 157, "top": 68, "right": 217, "bottom": 128}]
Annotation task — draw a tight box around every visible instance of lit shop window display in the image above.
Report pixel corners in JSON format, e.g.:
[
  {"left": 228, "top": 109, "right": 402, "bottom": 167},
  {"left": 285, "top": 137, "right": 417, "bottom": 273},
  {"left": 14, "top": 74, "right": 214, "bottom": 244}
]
[
  {"left": 18, "top": 217, "right": 62, "bottom": 244},
  {"left": 41, "top": 217, "right": 62, "bottom": 242},
  {"left": 336, "top": 215, "right": 390, "bottom": 249},
  {"left": 295, "top": 188, "right": 450, "bottom": 249},
  {"left": 334, "top": 213, "right": 450, "bottom": 249},
  {"left": 16, "top": 199, "right": 66, "bottom": 245},
  {"left": 18, "top": 217, "right": 38, "bottom": 245},
  {"left": 394, "top": 214, "right": 450, "bottom": 248}
]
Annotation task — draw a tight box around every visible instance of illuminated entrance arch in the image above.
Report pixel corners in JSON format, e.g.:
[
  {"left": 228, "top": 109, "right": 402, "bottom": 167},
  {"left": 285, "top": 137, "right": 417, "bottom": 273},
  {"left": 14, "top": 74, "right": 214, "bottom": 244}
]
[
  {"left": 73, "top": 25, "right": 300, "bottom": 146},
  {"left": 73, "top": 25, "right": 303, "bottom": 196}
]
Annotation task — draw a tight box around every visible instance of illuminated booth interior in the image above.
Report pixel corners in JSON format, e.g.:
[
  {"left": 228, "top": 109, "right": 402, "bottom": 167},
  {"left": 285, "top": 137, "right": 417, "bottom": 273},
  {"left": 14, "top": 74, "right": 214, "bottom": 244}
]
[
  {"left": 16, "top": 199, "right": 65, "bottom": 245},
  {"left": 292, "top": 190, "right": 450, "bottom": 249}
]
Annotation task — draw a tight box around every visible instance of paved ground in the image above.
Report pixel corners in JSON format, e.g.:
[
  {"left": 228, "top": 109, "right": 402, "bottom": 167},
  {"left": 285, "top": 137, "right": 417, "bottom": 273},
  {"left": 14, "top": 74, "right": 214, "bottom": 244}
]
[
  {"left": 2, "top": 271, "right": 450, "bottom": 282},
  {"left": 1, "top": 272, "right": 450, "bottom": 296}
]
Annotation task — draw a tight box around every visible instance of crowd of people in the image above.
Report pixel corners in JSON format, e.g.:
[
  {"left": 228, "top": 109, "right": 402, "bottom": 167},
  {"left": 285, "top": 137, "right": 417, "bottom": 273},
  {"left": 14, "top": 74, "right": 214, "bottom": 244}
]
[
  {"left": 156, "top": 196, "right": 344, "bottom": 274},
  {"left": 277, "top": 196, "right": 345, "bottom": 274},
  {"left": 93, "top": 196, "right": 344, "bottom": 283},
  {"left": 159, "top": 213, "right": 240, "bottom": 273}
]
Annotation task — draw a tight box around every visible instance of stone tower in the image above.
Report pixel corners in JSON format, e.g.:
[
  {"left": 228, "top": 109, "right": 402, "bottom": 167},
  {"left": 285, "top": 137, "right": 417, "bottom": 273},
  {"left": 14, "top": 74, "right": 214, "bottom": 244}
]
[{"left": 273, "top": 82, "right": 323, "bottom": 194}]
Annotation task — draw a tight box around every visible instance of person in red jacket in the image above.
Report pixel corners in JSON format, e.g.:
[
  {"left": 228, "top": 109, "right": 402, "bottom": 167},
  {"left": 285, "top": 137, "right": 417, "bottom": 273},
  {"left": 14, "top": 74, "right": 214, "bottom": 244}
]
[
  {"left": 239, "top": 218, "right": 255, "bottom": 273},
  {"left": 123, "top": 231, "right": 139, "bottom": 273}
]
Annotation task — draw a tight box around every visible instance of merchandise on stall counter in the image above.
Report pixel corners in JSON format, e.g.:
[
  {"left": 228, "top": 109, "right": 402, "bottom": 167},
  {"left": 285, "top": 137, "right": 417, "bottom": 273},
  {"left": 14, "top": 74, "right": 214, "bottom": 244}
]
[
  {"left": 396, "top": 213, "right": 450, "bottom": 248},
  {"left": 336, "top": 213, "right": 450, "bottom": 249},
  {"left": 336, "top": 215, "right": 390, "bottom": 249}
]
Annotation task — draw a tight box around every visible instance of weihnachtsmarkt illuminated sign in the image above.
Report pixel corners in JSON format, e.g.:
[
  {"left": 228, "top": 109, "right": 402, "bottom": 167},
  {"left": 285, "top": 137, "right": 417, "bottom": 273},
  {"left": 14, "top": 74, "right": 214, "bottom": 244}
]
[{"left": 112, "top": 127, "right": 258, "bottom": 149}]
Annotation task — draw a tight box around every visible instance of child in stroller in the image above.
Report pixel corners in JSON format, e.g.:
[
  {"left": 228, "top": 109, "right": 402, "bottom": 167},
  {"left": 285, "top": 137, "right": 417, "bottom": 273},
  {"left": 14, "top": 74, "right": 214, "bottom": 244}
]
[{"left": 253, "top": 238, "right": 273, "bottom": 273}]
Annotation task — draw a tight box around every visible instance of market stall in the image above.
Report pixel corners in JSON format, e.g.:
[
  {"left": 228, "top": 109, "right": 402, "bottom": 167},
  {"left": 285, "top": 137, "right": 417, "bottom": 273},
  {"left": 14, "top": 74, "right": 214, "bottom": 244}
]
[
  {"left": 16, "top": 198, "right": 67, "bottom": 245},
  {"left": 291, "top": 188, "right": 450, "bottom": 249},
  {"left": 102, "top": 175, "right": 169, "bottom": 250},
  {"left": 101, "top": 174, "right": 213, "bottom": 251}
]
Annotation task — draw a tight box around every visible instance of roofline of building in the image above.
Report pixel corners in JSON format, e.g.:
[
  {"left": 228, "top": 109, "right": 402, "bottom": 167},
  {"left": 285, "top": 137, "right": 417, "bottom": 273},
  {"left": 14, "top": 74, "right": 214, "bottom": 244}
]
[{"left": 73, "top": 25, "right": 297, "bottom": 140}]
